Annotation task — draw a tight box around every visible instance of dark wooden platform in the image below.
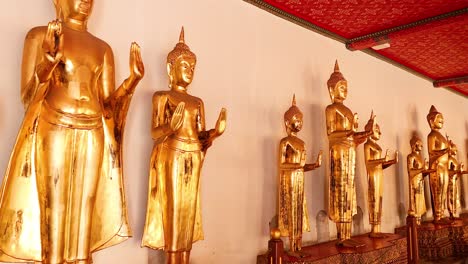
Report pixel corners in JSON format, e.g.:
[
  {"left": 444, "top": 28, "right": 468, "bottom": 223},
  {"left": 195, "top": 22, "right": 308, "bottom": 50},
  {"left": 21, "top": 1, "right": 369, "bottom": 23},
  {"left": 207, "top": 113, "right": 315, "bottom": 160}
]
[
  {"left": 395, "top": 216, "right": 468, "bottom": 261},
  {"left": 257, "top": 233, "right": 407, "bottom": 264}
]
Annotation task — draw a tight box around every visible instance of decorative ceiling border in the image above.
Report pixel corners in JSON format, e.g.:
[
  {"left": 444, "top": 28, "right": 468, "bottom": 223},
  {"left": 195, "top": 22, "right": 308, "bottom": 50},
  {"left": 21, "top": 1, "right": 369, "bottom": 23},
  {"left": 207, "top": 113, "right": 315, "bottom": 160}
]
[{"left": 242, "top": 0, "right": 467, "bottom": 97}]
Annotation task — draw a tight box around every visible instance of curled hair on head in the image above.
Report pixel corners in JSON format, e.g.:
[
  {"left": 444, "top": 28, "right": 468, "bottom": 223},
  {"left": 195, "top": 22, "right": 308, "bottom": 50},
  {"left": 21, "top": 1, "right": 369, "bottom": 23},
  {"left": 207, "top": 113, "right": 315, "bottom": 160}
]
[
  {"left": 167, "top": 27, "right": 197, "bottom": 65},
  {"left": 284, "top": 94, "right": 302, "bottom": 122},
  {"left": 410, "top": 131, "right": 421, "bottom": 148}
]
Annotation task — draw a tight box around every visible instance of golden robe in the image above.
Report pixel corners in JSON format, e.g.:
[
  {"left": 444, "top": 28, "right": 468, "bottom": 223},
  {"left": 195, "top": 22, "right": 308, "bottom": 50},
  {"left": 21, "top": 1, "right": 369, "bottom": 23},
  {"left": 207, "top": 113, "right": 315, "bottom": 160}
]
[
  {"left": 142, "top": 92, "right": 204, "bottom": 251},
  {"left": 0, "top": 78, "right": 132, "bottom": 262}
]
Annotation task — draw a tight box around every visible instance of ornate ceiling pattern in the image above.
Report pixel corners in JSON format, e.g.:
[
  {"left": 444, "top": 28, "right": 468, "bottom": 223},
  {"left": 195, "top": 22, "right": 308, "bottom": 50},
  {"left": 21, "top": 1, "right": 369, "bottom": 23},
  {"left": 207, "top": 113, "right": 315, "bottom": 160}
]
[{"left": 245, "top": 0, "right": 468, "bottom": 96}]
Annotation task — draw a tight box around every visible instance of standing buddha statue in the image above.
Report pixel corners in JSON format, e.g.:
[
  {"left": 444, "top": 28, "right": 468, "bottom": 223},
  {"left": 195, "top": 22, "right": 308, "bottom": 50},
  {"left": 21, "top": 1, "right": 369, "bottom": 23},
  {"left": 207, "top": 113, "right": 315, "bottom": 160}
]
[
  {"left": 325, "top": 61, "right": 373, "bottom": 247},
  {"left": 0, "top": 0, "right": 144, "bottom": 263},
  {"left": 142, "top": 28, "right": 227, "bottom": 264},
  {"left": 426, "top": 105, "right": 451, "bottom": 224},
  {"left": 363, "top": 116, "right": 398, "bottom": 237},
  {"left": 447, "top": 140, "right": 464, "bottom": 219},
  {"left": 277, "top": 95, "right": 322, "bottom": 253},
  {"left": 407, "top": 133, "right": 431, "bottom": 224}
]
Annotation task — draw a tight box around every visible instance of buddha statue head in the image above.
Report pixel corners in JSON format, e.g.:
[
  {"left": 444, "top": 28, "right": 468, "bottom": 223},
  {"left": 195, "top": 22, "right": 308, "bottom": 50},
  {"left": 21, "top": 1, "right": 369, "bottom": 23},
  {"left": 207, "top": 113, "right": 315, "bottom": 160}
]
[
  {"left": 365, "top": 112, "right": 380, "bottom": 140},
  {"left": 427, "top": 105, "right": 444, "bottom": 130},
  {"left": 167, "top": 27, "right": 197, "bottom": 90},
  {"left": 449, "top": 140, "right": 458, "bottom": 156},
  {"left": 53, "top": 0, "right": 94, "bottom": 22},
  {"left": 284, "top": 94, "right": 303, "bottom": 135},
  {"left": 327, "top": 60, "right": 348, "bottom": 103},
  {"left": 410, "top": 132, "right": 423, "bottom": 153}
]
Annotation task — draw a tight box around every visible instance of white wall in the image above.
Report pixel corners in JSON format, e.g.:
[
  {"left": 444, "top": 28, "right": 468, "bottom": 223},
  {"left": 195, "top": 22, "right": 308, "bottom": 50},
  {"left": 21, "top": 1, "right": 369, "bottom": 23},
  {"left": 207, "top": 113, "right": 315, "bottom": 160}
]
[{"left": 0, "top": 0, "right": 467, "bottom": 263}]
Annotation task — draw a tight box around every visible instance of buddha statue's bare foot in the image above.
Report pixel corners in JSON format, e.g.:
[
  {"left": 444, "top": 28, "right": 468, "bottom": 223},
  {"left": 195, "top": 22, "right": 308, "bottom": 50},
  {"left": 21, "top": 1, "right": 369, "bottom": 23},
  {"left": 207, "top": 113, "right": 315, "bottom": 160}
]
[
  {"left": 336, "top": 238, "right": 365, "bottom": 248},
  {"left": 369, "top": 232, "right": 387, "bottom": 238}
]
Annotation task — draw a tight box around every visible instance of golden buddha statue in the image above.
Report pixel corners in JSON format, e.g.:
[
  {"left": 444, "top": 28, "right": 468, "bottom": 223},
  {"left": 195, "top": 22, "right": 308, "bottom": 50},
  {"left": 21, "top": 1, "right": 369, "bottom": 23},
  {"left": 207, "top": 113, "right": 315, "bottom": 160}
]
[
  {"left": 363, "top": 116, "right": 398, "bottom": 237},
  {"left": 0, "top": 1, "right": 144, "bottom": 263},
  {"left": 407, "top": 133, "right": 431, "bottom": 224},
  {"left": 325, "top": 61, "right": 373, "bottom": 247},
  {"left": 277, "top": 95, "right": 322, "bottom": 253},
  {"left": 426, "top": 105, "right": 452, "bottom": 224},
  {"left": 142, "top": 28, "right": 227, "bottom": 264},
  {"left": 447, "top": 140, "right": 464, "bottom": 219}
]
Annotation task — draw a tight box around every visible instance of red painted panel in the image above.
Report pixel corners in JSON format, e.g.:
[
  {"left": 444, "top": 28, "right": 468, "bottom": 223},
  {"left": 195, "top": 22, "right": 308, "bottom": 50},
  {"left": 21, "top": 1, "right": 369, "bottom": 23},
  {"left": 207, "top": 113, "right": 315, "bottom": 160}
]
[
  {"left": 376, "top": 14, "right": 468, "bottom": 79},
  {"left": 449, "top": 84, "right": 468, "bottom": 94},
  {"left": 263, "top": 0, "right": 468, "bottom": 38}
]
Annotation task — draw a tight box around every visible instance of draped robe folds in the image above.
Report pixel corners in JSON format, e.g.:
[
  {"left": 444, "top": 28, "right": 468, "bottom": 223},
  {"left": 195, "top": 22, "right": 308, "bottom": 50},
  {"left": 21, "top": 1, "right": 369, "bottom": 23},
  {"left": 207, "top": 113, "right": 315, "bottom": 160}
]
[
  {"left": 407, "top": 154, "right": 427, "bottom": 218},
  {"left": 277, "top": 169, "right": 311, "bottom": 237},
  {"left": 326, "top": 105, "right": 357, "bottom": 224},
  {"left": 142, "top": 92, "right": 204, "bottom": 251},
  {"left": 0, "top": 77, "right": 133, "bottom": 262}
]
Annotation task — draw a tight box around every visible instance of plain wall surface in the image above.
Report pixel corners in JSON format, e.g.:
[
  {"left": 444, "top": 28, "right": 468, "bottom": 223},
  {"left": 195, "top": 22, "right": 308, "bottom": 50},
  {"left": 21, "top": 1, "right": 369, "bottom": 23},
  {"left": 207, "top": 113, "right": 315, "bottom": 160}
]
[{"left": 0, "top": 0, "right": 467, "bottom": 263}]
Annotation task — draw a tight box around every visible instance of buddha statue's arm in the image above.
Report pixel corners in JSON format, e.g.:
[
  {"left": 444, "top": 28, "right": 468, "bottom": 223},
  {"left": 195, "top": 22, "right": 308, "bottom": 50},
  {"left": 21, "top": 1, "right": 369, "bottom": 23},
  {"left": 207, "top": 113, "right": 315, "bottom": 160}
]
[
  {"left": 364, "top": 143, "right": 386, "bottom": 167},
  {"left": 150, "top": 95, "right": 184, "bottom": 144},
  {"left": 304, "top": 150, "right": 322, "bottom": 172},
  {"left": 21, "top": 22, "right": 63, "bottom": 108},
  {"left": 198, "top": 99, "right": 226, "bottom": 153},
  {"left": 102, "top": 43, "right": 144, "bottom": 125},
  {"left": 427, "top": 135, "right": 448, "bottom": 160},
  {"left": 325, "top": 107, "right": 353, "bottom": 140},
  {"left": 407, "top": 155, "right": 424, "bottom": 181},
  {"left": 278, "top": 141, "right": 302, "bottom": 170},
  {"left": 383, "top": 151, "right": 398, "bottom": 169}
]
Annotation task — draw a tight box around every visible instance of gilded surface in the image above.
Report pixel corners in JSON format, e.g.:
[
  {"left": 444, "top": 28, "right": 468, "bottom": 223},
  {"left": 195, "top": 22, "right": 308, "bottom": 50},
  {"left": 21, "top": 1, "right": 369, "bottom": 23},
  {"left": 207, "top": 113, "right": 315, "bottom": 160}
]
[
  {"left": 363, "top": 118, "right": 398, "bottom": 236},
  {"left": 426, "top": 105, "right": 450, "bottom": 223},
  {"left": 142, "top": 28, "right": 227, "bottom": 264},
  {"left": 325, "top": 61, "right": 372, "bottom": 247},
  {"left": 406, "top": 134, "right": 429, "bottom": 223},
  {"left": 277, "top": 95, "right": 322, "bottom": 252},
  {"left": 447, "top": 141, "right": 463, "bottom": 218},
  {"left": 0, "top": 1, "right": 144, "bottom": 263}
]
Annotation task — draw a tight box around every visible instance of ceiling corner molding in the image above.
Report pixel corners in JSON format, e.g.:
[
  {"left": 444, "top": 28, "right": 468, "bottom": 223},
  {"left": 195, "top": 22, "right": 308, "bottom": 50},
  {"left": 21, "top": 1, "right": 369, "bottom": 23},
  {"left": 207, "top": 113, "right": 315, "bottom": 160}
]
[
  {"left": 242, "top": 0, "right": 346, "bottom": 43},
  {"left": 434, "top": 76, "right": 468, "bottom": 87}
]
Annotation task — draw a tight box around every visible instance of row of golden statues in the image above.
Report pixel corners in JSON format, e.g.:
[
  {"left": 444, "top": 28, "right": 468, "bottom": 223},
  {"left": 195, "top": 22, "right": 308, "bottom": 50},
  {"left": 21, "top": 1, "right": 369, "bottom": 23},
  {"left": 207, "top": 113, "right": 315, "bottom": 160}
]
[
  {"left": 277, "top": 62, "right": 467, "bottom": 254},
  {"left": 0, "top": 1, "right": 466, "bottom": 263}
]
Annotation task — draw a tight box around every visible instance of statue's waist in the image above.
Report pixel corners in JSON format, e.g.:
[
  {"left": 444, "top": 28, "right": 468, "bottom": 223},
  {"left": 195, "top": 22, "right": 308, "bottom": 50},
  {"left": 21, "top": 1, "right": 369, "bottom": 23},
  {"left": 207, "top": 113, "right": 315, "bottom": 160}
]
[
  {"left": 162, "top": 135, "right": 202, "bottom": 152},
  {"left": 41, "top": 100, "right": 102, "bottom": 129}
]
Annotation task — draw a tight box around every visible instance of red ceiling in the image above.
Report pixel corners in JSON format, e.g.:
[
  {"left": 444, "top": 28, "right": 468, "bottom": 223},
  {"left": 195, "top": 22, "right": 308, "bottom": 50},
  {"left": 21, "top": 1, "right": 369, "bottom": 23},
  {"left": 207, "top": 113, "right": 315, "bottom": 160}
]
[{"left": 248, "top": 0, "right": 468, "bottom": 96}]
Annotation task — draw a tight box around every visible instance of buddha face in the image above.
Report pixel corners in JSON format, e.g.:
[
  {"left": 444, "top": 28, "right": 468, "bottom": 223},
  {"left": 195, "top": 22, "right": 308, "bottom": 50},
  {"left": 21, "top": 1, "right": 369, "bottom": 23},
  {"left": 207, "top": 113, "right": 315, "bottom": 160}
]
[
  {"left": 168, "top": 55, "right": 196, "bottom": 88},
  {"left": 371, "top": 124, "right": 381, "bottom": 140},
  {"left": 412, "top": 139, "right": 423, "bottom": 152},
  {"left": 54, "top": 0, "right": 94, "bottom": 21},
  {"left": 287, "top": 114, "right": 303, "bottom": 133},
  {"left": 430, "top": 113, "right": 444, "bottom": 129},
  {"left": 330, "top": 80, "right": 347, "bottom": 102}
]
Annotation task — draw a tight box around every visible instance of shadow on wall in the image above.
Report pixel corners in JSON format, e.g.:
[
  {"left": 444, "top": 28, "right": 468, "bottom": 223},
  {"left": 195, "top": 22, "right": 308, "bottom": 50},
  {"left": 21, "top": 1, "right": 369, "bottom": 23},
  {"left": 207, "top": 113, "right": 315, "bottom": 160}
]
[
  {"left": 316, "top": 210, "right": 330, "bottom": 243},
  {"left": 352, "top": 206, "right": 364, "bottom": 236},
  {"left": 395, "top": 135, "right": 406, "bottom": 227},
  {"left": 148, "top": 249, "right": 165, "bottom": 264},
  {"left": 263, "top": 134, "right": 278, "bottom": 237}
]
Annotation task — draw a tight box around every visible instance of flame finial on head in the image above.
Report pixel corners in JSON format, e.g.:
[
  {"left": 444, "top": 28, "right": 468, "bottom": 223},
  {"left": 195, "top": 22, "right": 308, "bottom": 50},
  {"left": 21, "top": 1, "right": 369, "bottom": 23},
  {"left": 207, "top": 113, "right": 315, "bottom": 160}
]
[
  {"left": 292, "top": 94, "right": 296, "bottom": 106},
  {"left": 334, "top": 60, "right": 340, "bottom": 72},
  {"left": 179, "top": 27, "right": 185, "bottom": 43}
]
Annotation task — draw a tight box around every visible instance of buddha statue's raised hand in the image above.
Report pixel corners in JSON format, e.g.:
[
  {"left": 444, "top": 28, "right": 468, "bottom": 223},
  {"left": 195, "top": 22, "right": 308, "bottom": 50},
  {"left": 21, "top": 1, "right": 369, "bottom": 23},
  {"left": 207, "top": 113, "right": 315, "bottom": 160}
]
[
  {"left": 37, "top": 20, "right": 63, "bottom": 83},
  {"left": 214, "top": 108, "right": 227, "bottom": 136},
  {"left": 129, "top": 42, "right": 145, "bottom": 82}
]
